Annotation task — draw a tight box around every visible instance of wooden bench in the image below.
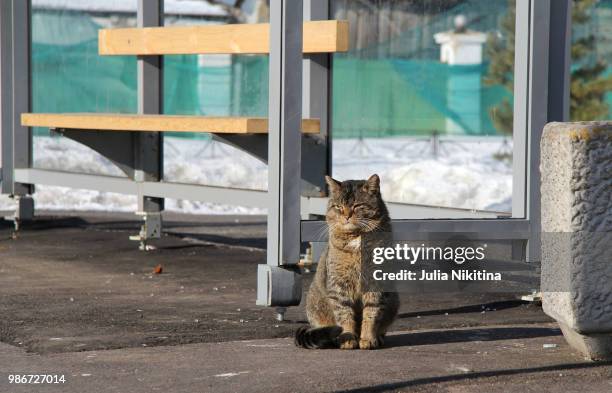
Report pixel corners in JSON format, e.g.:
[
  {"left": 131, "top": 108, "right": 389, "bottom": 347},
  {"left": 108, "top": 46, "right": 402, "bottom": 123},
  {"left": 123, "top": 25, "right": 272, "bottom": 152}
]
[
  {"left": 22, "top": 20, "right": 349, "bottom": 134},
  {"left": 21, "top": 113, "right": 320, "bottom": 134},
  {"left": 99, "top": 20, "right": 348, "bottom": 56}
]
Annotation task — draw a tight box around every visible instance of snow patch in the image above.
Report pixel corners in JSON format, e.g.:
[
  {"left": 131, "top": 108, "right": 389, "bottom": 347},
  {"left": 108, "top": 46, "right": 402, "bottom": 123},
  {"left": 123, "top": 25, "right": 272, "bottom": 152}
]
[{"left": 331, "top": 137, "right": 512, "bottom": 212}]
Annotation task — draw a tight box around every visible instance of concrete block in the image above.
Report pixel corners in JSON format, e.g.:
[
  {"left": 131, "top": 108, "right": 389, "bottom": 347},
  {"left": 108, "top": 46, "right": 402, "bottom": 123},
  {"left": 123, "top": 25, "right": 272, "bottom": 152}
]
[{"left": 540, "top": 121, "right": 612, "bottom": 360}]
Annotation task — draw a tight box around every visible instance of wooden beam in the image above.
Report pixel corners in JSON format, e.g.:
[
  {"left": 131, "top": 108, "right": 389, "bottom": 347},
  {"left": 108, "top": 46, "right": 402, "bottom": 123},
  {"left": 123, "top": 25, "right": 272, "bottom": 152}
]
[
  {"left": 98, "top": 20, "right": 349, "bottom": 55},
  {"left": 21, "top": 113, "right": 320, "bottom": 134}
]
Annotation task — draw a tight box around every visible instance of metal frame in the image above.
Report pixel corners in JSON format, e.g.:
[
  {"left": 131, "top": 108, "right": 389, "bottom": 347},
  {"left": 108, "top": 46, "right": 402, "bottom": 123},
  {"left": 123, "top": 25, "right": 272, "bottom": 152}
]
[
  {"left": 130, "top": 0, "right": 164, "bottom": 249},
  {"left": 299, "top": 0, "right": 571, "bottom": 258},
  {"left": 265, "top": 0, "right": 303, "bottom": 269},
  {"left": 302, "top": 219, "right": 531, "bottom": 242},
  {"left": 1, "top": 0, "right": 32, "bottom": 196},
  {"left": 512, "top": 0, "right": 571, "bottom": 261},
  {"left": 12, "top": 168, "right": 270, "bottom": 208},
  {"left": 0, "top": 0, "right": 34, "bottom": 228},
  {"left": 0, "top": 0, "right": 572, "bottom": 308},
  {"left": 135, "top": 0, "right": 164, "bottom": 212},
  {"left": 11, "top": 167, "right": 502, "bottom": 219}
]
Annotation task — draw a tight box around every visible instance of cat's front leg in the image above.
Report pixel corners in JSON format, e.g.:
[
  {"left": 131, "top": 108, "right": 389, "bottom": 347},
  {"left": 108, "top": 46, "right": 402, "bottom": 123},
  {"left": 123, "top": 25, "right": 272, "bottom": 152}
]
[
  {"left": 327, "top": 292, "right": 358, "bottom": 349},
  {"left": 359, "top": 292, "right": 385, "bottom": 350}
]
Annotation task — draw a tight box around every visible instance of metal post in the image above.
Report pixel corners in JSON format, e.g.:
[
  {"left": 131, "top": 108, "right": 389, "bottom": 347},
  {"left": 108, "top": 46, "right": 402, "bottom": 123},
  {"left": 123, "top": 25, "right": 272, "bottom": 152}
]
[
  {"left": 529, "top": 0, "right": 570, "bottom": 262},
  {"left": 513, "top": 0, "right": 569, "bottom": 263},
  {"left": 547, "top": 1, "right": 571, "bottom": 123},
  {"left": 130, "top": 0, "right": 164, "bottom": 250},
  {"left": 0, "top": 1, "right": 12, "bottom": 195},
  {"left": 257, "top": 0, "right": 304, "bottom": 308},
  {"left": 300, "top": 0, "right": 331, "bottom": 302},
  {"left": 512, "top": 0, "right": 531, "bottom": 221},
  {"left": 1, "top": 0, "right": 34, "bottom": 229},
  {"left": 511, "top": 0, "right": 531, "bottom": 262},
  {"left": 527, "top": 0, "right": 570, "bottom": 262},
  {"left": 525, "top": 0, "right": 551, "bottom": 263}
]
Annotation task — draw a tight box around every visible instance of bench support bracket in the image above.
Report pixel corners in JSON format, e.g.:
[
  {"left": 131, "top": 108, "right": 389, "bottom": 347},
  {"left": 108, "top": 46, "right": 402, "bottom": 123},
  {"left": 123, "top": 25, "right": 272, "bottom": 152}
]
[
  {"left": 3, "top": 195, "right": 34, "bottom": 233},
  {"left": 129, "top": 211, "right": 162, "bottom": 251},
  {"left": 58, "top": 129, "right": 136, "bottom": 178},
  {"left": 215, "top": 134, "right": 328, "bottom": 197}
]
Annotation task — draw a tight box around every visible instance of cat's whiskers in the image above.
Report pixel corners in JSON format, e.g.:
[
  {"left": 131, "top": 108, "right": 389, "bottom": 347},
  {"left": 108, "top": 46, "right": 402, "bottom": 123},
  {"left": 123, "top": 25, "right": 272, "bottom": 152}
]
[
  {"left": 356, "top": 221, "right": 368, "bottom": 231},
  {"left": 318, "top": 222, "right": 338, "bottom": 241},
  {"left": 313, "top": 224, "right": 329, "bottom": 241},
  {"left": 356, "top": 218, "right": 379, "bottom": 233}
]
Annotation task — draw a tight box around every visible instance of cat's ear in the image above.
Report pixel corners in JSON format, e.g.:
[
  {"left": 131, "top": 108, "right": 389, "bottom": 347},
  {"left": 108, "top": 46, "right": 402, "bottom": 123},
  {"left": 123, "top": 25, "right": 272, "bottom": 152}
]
[
  {"left": 325, "top": 176, "right": 341, "bottom": 195},
  {"left": 365, "top": 174, "right": 380, "bottom": 193}
]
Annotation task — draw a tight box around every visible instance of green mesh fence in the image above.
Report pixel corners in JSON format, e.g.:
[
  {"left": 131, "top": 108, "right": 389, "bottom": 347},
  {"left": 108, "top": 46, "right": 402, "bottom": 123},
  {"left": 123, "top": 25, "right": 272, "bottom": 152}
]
[
  {"left": 32, "top": 39, "right": 137, "bottom": 115},
  {"left": 32, "top": 39, "right": 206, "bottom": 138},
  {"left": 232, "top": 56, "right": 511, "bottom": 137}
]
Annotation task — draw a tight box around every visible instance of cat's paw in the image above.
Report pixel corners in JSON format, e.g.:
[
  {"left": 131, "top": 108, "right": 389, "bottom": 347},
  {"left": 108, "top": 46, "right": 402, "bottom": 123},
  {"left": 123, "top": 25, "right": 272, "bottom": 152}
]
[
  {"left": 338, "top": 333, "right": 358, "bottom": 350},
  {"left": 359, "top": 337, "right": 381, "bottom": 350}
]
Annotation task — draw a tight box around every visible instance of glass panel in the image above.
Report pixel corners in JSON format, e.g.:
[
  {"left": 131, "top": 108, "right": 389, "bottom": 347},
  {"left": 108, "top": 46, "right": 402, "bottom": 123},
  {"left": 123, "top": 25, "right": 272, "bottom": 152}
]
[
  {"left": 27, "top": 1, "right": 138, "bottom": 211},
  {"left": 330, "top": 0, "right": 516, "bottom": 216},
  {"left": 31, "top": 0, "right": 137, "bottom": 177},
  {"left": 162, "top": 2, "right": 268, "bottom": 198},
  {"left": 570, "top": 0, "right": 612, "bottom": 121}
]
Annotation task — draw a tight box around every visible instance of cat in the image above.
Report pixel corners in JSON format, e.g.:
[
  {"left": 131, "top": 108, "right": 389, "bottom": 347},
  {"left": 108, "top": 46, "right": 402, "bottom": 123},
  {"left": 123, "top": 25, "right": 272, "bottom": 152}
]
[{"left": 295, "top": 174, "right": 399, "bottom": 350}]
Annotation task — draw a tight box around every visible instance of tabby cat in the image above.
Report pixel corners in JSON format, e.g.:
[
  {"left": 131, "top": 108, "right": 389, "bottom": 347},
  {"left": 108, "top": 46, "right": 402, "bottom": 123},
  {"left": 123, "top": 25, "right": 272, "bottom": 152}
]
[{"left": 295, "top": 174, "right": 399, "bottom": 350}]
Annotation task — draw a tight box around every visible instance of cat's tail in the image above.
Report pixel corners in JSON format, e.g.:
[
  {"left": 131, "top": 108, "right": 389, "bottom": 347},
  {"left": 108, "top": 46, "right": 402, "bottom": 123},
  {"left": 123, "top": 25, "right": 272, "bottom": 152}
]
[{"left": 294, "top": 326, "right": 342, "bottom": 349}]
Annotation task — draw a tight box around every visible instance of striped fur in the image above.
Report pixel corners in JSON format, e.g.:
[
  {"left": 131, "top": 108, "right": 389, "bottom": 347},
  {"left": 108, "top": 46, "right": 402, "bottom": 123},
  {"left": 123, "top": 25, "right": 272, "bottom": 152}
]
[{"left": 294, "top": 326, "right": 342, "bottom": 349}]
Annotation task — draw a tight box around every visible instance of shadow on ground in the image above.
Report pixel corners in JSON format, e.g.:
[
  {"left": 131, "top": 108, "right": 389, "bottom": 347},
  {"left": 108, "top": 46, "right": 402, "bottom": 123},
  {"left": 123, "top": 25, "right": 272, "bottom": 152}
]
[
  {"left": 336, "top": 360, "right": 612, "bottom": 393},
  {"left": 386, "top": 325, "right": 561, "bottom": 348}
]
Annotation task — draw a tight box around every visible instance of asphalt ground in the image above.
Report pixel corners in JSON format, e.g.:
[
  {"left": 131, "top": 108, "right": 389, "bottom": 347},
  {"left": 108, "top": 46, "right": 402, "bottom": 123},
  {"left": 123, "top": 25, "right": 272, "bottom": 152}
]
[{"left": 1, "top": 212, "right": 610, "bottom": 392}]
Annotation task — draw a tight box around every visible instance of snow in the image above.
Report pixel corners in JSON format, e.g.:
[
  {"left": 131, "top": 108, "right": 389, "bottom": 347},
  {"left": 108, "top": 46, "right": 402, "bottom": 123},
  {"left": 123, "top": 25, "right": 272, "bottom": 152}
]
[
  {"left": 0, "top": 135, "right": 512, "bottom": 216},
  {"left": 32, "top": 0, "right": 227, "bottom": 16},
  {"left": 331, "top": 137, "right": 513, "bottom": 212}
]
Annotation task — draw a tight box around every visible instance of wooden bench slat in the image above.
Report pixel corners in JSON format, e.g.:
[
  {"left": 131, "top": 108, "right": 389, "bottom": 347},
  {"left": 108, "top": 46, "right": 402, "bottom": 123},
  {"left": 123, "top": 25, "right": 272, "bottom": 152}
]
[
  {"left": 21, "top": 113, "right": 320, "bottom": 134},
  {"left": 98, "top": 20, "right": 349, "bottom": 55}
]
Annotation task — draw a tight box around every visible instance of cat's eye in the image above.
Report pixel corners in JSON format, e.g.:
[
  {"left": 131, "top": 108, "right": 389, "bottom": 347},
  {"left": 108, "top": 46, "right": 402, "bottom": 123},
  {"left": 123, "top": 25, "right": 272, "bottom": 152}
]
[
  {"left": 332, "top": 205, "right": 342, "bottom": 211},
  {"left": 353, "top": 204, "right": 365, "bottom": 210}
]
